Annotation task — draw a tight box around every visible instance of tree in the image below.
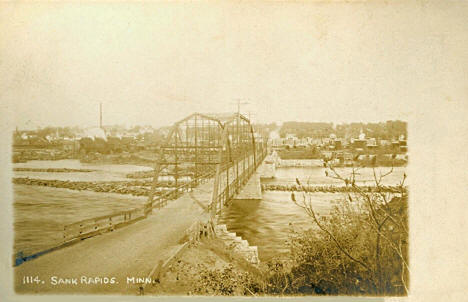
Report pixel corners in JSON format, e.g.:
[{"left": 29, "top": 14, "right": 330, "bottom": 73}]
[
  {"left": 186, "top": 159, "right": 409, "bottom": 296},
  {"left": 290, "top": 161, "right": 408, "bottom": 295}
]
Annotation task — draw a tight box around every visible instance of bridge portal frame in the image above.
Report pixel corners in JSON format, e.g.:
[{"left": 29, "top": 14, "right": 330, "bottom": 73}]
[{"left": 146, "top": 112, "right": 265, "bottom": 217}]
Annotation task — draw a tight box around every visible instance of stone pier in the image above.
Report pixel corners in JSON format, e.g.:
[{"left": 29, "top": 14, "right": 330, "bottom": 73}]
[{"left": 232, "top": 172, "right": 262, "bottom": 201}]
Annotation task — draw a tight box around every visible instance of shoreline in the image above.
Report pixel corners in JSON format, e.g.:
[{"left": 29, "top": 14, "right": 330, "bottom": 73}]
[
  {"left": 262, "top": 183, "right": 407, "bottom": 193},
  {"left": 12, "top": 178, "right": 186, "bottom": 197}
]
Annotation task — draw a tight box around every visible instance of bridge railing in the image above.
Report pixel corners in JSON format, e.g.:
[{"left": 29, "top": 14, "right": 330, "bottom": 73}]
[
  {"left": 63, "top": 207, "right": 145, "bottom": 242},
  {"left": 145, "top": 171, "right": 213, "bottom": 213},
  {"left": 210, "top": 144, "right": 267, "bottom": 214},
  {"left": 61, "top": 144, "right": 266, "bottom": 244},
  {"left": 62, "top": 171, "right": 214, "bottom": 243}
]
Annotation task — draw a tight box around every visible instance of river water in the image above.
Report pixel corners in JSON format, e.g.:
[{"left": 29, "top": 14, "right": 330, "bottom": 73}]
[
  {"left": 13, "top": 184, "right": 147, "bottom": 256},
  {"left": 12, "top": 160, "right": 151, "bottom": 256},
  {"left": 219, "top": 165, "right": 407, "bottom": 261},
  {"left": 266, "top": 166, "right": 406, "bottom": 186},
  {"left": 219, "top": 191, "right": 347, "bottom": 261},
  {"left": 13, "top": 159, "right": 152, "bottom": 181},
  {"left": 12, "top": 159, "right": 406, "bottom": 262}
]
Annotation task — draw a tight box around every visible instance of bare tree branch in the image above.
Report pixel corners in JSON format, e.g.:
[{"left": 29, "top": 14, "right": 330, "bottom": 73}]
[{"left": 291, "top": 183, "right": 371, "bottom": 271}]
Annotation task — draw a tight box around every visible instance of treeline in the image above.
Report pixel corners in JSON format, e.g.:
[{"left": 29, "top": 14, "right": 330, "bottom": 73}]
[
  {"left": 25, "top": 126, "right": 81, "bottom": 139},
  {"left": 335, "top": 121, "right": 407, "bottom": 140},
  {"left": 280, "top": 120, "right": 407, "bottom": 140},
  {"left": 280, "top": 122, "right": 333, "bottom": 139}
]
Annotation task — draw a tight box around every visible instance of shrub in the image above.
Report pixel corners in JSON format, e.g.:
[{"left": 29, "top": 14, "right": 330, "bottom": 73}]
[
  {"left": 193, "top": 264, "right": 262, "bottom": 296},
  {"left": 290, "top": 163, "right": 409, "bottom": 295},
  {"left": 193, "top": 163, "right": 408, "bottom": 296}
]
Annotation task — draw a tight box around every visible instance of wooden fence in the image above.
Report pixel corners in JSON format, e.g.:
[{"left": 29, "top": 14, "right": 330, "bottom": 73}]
[
  {"left": 62, "top": 171, "right": 214, "bottom": 243},
  {"left": 61, "top": 145, "right": 266, "bottom": 243},
  {"left": 63, "top": 207, "right": 145, "bottom": 242}
]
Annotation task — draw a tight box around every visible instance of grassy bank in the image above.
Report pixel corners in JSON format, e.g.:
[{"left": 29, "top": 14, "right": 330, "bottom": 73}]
[
  {"left": 155, "top": 194, "right": 408, "bottom": 296},
  {"left": 145, "top": 237, "right": 263, "bottom": 296}
]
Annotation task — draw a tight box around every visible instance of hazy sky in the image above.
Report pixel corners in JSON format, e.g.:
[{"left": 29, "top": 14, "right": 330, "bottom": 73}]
[{"left": 1, "top": 2, "right": 467, "bottom": 129}]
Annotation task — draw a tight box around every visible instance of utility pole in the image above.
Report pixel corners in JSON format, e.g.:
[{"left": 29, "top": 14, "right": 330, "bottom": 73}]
[
  {"left": 99, "top": 102, "right": 103, "bottom": 129},
  {"left": 247, "top": 111, "right": 256, "bottom": 123},
  {"left": 231, "top": 98, "right": 249, "bottom": 147}
]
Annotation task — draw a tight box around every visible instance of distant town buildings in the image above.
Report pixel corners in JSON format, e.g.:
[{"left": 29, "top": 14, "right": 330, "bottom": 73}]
[
  {"left": 268, "top": 123, "right": 408, "bottom": 164},
  {"left": 13, "top": 120, "right": 407, "bottom": 165},
  {"left": 12, "top": 124, "right": 163, "bottom": 162}
]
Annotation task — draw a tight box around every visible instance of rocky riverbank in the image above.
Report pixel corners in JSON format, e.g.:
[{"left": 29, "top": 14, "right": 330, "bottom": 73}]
[
  {"left": 262, "top": 183, "right": 407, "bottom": 193},
  {"left": 12, "top": 178, "right": 195, "bottom": 197}
]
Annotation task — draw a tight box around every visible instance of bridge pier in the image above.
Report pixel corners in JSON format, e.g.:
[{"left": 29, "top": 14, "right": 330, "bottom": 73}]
[{"left": 232, "top": 172, "right": 262, "bottom": 201}]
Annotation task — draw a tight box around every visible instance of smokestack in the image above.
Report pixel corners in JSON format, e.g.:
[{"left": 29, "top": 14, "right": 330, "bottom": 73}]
[{"left": 99, "top": 102, "right": 102, "bottom": 129}]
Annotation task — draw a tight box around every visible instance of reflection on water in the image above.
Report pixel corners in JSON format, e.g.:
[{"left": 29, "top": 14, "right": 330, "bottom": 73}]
[{"left": 13, "top": 184, "right": 146, "bottom": 255}]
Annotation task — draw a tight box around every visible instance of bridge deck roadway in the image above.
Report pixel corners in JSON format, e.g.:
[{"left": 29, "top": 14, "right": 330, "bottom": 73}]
[
  {"left": 14, "top": 179, "right": 215, "bottom": 294},
  {"left": 14, "top": 155, "right": 259, "bottom": 294}
]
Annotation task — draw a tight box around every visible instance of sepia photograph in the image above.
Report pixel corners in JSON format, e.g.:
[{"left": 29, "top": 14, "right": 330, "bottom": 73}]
[{"left": 1, "top": 1, "right": 467, "bottom": 301}]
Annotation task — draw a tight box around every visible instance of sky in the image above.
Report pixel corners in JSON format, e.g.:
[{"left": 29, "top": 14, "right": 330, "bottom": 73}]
[{"left": 1, "top": 1, "right": 467, "bottom": 130}]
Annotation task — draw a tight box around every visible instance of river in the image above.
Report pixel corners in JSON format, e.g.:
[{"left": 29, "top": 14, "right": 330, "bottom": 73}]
[
  {"left": 13, "top": 159, "right": 152, "bottom": 181},
  {"left": 12, "top": 160, "right": 151, "bottom": 256},
  {"left": 265, "top": 165, "right": 406, "bottom": 186},
  {"left": 13, "top": 184, "right": 147, "bottom": 256},
  {"left": 219, "top": 165, "right": 407, "bottom": 261},
  {"left": 12, "top": 160, "right": 406, "bottom": 262},
  {"left": 219, "top": 191, "right": 346, "bottom": 261}
]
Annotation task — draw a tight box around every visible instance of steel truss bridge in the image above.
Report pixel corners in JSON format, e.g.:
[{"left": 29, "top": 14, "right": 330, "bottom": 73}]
[
  {"left": 14, "top": 112, "right": 268, "bottom": 294},
  {"left": 15, "top": 112, "right": 267, "bottom": 270},
  {"left": 145, "top": 112, "right": 267, "bottom": 217}
]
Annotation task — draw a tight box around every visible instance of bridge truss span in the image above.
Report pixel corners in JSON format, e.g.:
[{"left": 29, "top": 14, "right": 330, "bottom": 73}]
[
  {"left": 146, "top": 112, "right": 267, "bottom": 216},
  {"left": 19, "top": 112, "right": 267, "bottom": 267}
]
